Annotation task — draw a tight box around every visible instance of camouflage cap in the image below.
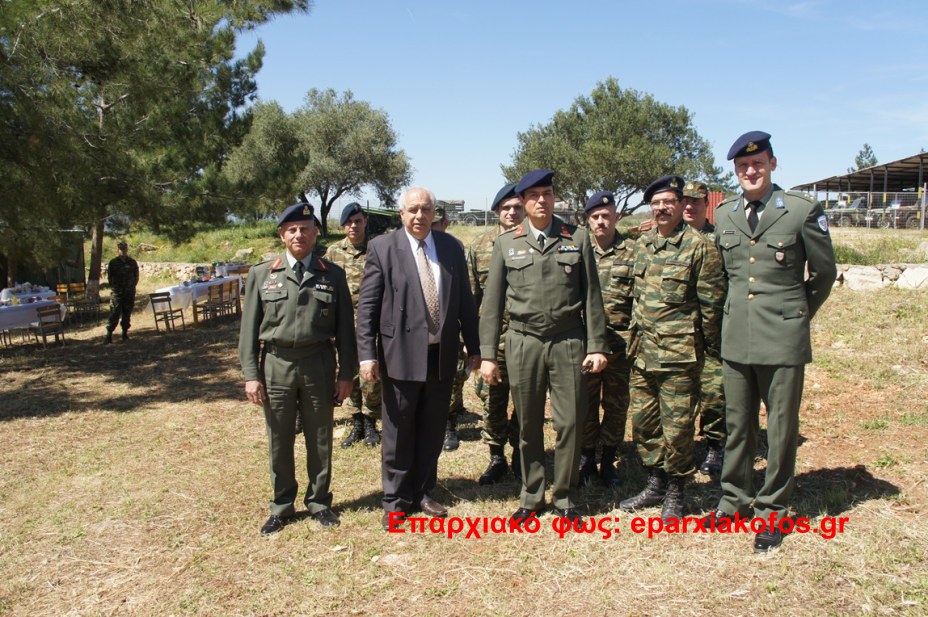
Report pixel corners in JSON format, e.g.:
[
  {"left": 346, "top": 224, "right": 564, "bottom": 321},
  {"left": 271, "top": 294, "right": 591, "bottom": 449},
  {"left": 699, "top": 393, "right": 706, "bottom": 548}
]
[
  {"left": 433, "top": 206, "right": 447, "bottom": 222},
  {"left": 683, "top": 181, "right": 709, "bottom": 199}
]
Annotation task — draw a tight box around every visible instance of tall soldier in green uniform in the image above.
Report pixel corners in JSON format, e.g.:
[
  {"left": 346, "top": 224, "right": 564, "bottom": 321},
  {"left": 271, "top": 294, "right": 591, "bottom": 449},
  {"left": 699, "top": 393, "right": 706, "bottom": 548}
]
[
  {"left": 619, "top": 175, "right": 726, "bottom": 522},
  {"left": 703, "top": 132, "right": 837, "bottom": 552},
  {"left": 681, "top": 181, "right": 727, "bottom": 477},
  {"left": 431, "top": 206, "right": 467, "bottom": 451},
  {"left": 239, "top": 203, "right": 357, "bottom": 536},
  {"left": 326, "top": 202, "right": 381, "bottom": 448},
  {"left": 104, "top": 241, "right": 139, "bottom": 344},
  {"left": 480, "top": 169, "right": 608, "bottom": 525},
  {"left": 470, "top": 182, "right": 525, "bottom": 484},
  {"left": 578, "top": 191, "right": 635, "bottom": 489}
]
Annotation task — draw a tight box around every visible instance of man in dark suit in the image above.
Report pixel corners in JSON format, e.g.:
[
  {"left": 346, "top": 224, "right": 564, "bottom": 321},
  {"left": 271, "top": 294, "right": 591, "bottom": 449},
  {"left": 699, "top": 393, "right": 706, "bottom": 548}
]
[
  {"left": 704, "top": 131, "right": 837, "bottom": 553},
  {"left": 356, "top": 187, "right": 481, "bottom": 530}
]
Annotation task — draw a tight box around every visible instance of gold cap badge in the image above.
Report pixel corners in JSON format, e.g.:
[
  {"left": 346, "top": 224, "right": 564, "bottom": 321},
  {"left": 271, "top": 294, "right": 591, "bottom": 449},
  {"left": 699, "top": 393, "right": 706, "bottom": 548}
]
[{"left": 746, "top": 142, "right": 758, "bottom": 153}]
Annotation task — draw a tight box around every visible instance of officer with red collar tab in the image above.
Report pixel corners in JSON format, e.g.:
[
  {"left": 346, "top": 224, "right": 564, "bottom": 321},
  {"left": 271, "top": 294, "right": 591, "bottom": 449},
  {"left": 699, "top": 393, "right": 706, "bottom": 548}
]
[
  {"left": 479, "top": 169, "right": 608, "bottom": 527},
  {"left": 239, "top": 202, "right": 357, "bottom": 536}
]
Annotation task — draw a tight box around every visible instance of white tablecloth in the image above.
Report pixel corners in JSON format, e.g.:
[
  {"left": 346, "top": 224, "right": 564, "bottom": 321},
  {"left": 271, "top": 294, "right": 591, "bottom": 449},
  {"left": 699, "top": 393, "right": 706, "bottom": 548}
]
[
  {"left": 0, "top": 301, "right": 66, "bottom": 331},
  {"left": 155, "top": 275, "right": 241, "bottom": 311}
]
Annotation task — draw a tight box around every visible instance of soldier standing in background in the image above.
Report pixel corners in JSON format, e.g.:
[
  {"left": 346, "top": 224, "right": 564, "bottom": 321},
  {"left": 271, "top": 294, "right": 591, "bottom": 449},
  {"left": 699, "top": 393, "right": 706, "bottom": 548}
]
[
  {"left": 681, "top": 181, "right": 727, "bottom": 477},
  {"left": 469, "top": 182, "right": 525, "bottom": 484},
  {"left": 104, "top": 241, "right": 139, "bottom": 344},
  {"left": 479, "top": 169, "right": 608, "bottom": 526},
  {"left": 239, "top": 203, "right": 356, "bottom": 535},
  {"left": 325, "top": 202, "right": 382, "bottom": 448},
  {"left": 578, "top": 191, "right": 635, "bottom": 489},
  {"left": 703, "top": 132, "right": 836, "bottom": 553},
  {"left": 619, "top": 175, "right": 726, "bottom": 522}
]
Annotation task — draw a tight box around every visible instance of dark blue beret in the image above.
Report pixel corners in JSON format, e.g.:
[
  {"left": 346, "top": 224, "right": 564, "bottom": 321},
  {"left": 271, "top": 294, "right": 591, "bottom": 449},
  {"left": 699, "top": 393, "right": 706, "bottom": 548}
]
[
  {"left": 515, "top": 169, "right": 555, "bottom": 194},
  {"left": 727, "top": 131, "right": 772, "bottom": 160},
  {"left": 584, "top": 190, "right": 615, "bottom": 213},
  {"left": 277, "top": 202, "right": 317, "bottom": 227},
  {"left": 643, "top": 175, "right": 685, "bottom": 204},
  {"left": 339, "top": 202, "right": 364, "bottom": 226},
  {"left": 490, "top": 182, "right": 518, "bottom": 211}
]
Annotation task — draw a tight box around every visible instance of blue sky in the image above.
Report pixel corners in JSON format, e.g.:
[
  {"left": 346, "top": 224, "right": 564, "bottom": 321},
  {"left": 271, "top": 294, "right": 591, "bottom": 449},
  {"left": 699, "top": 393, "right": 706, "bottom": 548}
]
[{"left": 235, "top": 0, "right": 928, "bottom": 217}]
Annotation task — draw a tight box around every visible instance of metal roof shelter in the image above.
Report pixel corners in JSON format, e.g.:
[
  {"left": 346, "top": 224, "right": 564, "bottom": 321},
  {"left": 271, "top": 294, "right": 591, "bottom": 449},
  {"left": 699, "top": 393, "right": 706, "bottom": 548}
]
[{"left": 792, "top": 152, "right": 928, "bottom": 194}]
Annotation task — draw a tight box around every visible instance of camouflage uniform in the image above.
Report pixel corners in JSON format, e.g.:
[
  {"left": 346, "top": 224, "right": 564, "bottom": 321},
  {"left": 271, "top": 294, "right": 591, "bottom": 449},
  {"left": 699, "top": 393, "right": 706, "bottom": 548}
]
[
  {"left": 628, "top": 221, "right": 726, "bottom": 477},
  {"left": 694, "top": 221, "right": 726, "bottom": 443},
  {"left": 106, "top": 254, "right": 139, "bottom": 336},
  {"left": 469, "top": 228, "right": 518, "bottom": 448},
  {"left": 325, "top": 236, "right": 381, "bottom": 421}
]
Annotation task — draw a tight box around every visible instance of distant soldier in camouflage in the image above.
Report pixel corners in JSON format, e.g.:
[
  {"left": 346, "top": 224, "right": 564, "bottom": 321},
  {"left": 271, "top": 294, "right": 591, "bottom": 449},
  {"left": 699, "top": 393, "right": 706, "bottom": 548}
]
[
  {"left": 682, "top": 180, "right": 726, "bottom": 477},
  {"left": 104, "top": 241, "right": 139, "bottom": 344},
  {"left": 579, "top": 191, "right": 635, "bottom": 489},
  {"left": 431, "top": 206, "right": 468, "bottom": 451},
  {"left": 619, "top": 175, "right": 726, "bottom": 522},
  {"left": 325, "top": 203, "right": 382, "bottom": 448},
  {"left": 470, "top": 182, "right": 525, "bottom": 484}
]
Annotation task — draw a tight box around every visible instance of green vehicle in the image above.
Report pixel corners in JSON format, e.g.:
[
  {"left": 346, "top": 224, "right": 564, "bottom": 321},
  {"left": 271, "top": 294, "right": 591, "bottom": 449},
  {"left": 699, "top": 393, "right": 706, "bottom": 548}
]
[{"left": 825, "top": 197, "right": 891, "bottom": 228}]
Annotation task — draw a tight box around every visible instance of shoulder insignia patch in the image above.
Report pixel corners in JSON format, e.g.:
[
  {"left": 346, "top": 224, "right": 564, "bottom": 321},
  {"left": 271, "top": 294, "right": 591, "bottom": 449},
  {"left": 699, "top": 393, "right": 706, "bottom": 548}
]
[
  {"left": 817, "top": 214, "right": 829, "bottom": 233},
  {"left": 776, "top": 197, "right": 785, "bottom": 209}
]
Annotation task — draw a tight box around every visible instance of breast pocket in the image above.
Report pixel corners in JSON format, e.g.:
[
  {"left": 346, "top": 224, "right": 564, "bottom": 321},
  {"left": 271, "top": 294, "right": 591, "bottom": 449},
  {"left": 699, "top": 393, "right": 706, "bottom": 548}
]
[
  {"left": 609, "top": 260, "right": 635, "bottom": 298},
  {"left": 311, "top": 289, "right": 336, "bottom": 327},
  {"left": 718, "top": 234, "right": 741, "bottom": 270},
  {"left": 505, "top": 254, "right": 534, "bottom": 287},
  {"left": 555, "top": 252, "right": 581, "bottom": 291},
  {"left": 260, "top": 287, "right": 288, "bottom": 325},
  {"left": 660, "top": 260, "right": 691, "bottom": 304},
  {"left": 767, "top": 234, "right": 799, "bottom": 268}
]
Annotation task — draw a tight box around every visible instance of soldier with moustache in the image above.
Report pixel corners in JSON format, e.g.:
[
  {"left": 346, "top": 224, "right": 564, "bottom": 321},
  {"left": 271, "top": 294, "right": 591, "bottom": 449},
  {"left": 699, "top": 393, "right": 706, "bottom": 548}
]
[{"left": 578, "top": 191, "right": 635, "bottom": 489}]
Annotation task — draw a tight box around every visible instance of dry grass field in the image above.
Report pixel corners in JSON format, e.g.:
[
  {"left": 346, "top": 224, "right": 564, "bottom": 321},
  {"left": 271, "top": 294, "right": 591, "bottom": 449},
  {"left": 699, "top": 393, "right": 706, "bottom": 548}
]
[{"left": 1, "top": 227, "right": 927, "bottom": 616}]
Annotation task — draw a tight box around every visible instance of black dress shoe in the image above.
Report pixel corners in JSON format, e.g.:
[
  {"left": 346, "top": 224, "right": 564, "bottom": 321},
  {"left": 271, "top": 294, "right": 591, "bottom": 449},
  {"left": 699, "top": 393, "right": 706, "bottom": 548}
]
[
  {"left": 382, "top": 511, "right": 406, "bottom": 531},
  {"left": 754, "top": 527, "right": 785, "bottom": 553},
  {"left": 701, "top": 510, "right": 736, "bottom": 530},
  {"left": 311, "top": 508, "right": 340, "bottom": 528},
  {"left": 419, "top": 495, "right": 448, "bottom": 517},
  {"left": 552, "top": 507, "right": 583, "bottom": 525},
  {"left": 510, "top": 507, "right": 539, "bottom": 526},
  {"left": 260, "top": 514, "right": 288, "bottom": 536}
]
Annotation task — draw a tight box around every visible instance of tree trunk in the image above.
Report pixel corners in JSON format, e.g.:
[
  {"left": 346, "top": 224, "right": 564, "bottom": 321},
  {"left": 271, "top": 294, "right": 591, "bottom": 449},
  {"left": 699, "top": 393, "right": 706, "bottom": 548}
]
[
  {"left": 6, "top": 255, "right": 17, "bottom": 288},
  {"left": 88, "top": 218, "right": 105, "bottom": 300}
]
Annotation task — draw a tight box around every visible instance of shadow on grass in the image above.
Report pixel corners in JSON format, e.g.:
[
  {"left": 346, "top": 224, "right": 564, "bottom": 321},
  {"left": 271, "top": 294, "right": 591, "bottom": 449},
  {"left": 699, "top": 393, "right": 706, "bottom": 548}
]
[
  {"left": 793, "top": 464, "right": 900, "bottom": 517},
  {"left": 0, "top": 318, "right": 245, "bottom": 421}
]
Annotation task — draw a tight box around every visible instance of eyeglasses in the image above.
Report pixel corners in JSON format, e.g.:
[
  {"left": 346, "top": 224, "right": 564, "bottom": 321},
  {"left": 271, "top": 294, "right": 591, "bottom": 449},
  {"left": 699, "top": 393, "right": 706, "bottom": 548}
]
[{"left": 650, "top": 198, "right": 680, "bottom": 207}]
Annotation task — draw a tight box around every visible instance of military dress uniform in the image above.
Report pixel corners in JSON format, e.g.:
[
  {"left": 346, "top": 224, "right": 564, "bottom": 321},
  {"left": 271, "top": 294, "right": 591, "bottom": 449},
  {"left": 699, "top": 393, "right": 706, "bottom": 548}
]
[
  {"left": 469, "top": 227, "right": 520, "bottom": 481},
  {"left": 480, "top": 217, "right": 608, "bottom": 514},
  {"left": 105, "top": 249, "right": 139, "bottom": 340},
  {"left": 713, "top": 184, "right": 836, "bottom": 523},
  {"left": 580, "top": 231, "right": 635, "bottom": 487},
  {"left": 239, "top": 251, "right": 357, "bottom": 522},
  {"left": 620, "top": 215, "right": 726, "bottom": 519},
  {"left": 325, "top": 234, "right": 382, "bottom": 447}
]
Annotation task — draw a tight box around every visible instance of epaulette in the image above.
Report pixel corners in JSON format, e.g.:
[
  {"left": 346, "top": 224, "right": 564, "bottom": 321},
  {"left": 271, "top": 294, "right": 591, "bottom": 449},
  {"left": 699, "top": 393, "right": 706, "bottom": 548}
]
[
  {"left": 316, "top": 257, "right": 329, "bottom": 272},
  {"left": 512, "top": 225, "right": 526, "bottom": 238},
  {"left": 785, "top": 190, "right": 816, "bottom": 204},
  {"left": 269, "top": 257, "right": 284, "bottom": 270},
  {"left": 716, "top": 194, "right": 738, "bottom": 209}
]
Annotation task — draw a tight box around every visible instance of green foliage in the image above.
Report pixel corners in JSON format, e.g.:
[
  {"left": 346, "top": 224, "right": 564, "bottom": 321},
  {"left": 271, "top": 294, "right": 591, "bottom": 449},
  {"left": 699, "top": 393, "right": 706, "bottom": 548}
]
[
  {"left": 224, "top": 88, "right": 411, "bottom": 236},
  {"left": 848, "top": 143, "right": 879, "bottom": 173},
  {"left": 501, "top": 78, "right": 735, "bottom": 217},
  {"left": 831, "top": 233, "right": 927, "bottom": 264}
]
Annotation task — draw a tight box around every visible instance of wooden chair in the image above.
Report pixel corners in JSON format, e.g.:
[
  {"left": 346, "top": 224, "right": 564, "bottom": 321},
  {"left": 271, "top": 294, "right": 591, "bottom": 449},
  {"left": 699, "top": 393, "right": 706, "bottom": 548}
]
[
  {"left": 193, "top": 285, "right": 225, "bottom": 324},
  {"left": 221, "top": 280, "right": 240, "bottom": 317},
  {"left": 67, "top": 282, "right": 102, "bottom": 324},
  {"left": 31, "top": 304, "right": 66, "bottom": 348},
  {"left": 149, "top": 292, "right": 185, "bottom": 333}
]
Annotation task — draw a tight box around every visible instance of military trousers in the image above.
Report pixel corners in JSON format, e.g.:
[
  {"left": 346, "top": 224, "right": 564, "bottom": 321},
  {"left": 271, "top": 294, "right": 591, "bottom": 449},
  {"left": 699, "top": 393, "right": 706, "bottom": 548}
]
[
  {"left": 477, "top": 350, "right": 518, "bottom": 448},
  {"left": 507, "top": 327, "right": 587, "bottom": 511},
  {"left": 629, "top": 363, "right": 699, "bottom": 477},
  {"left": 107, "top": 290, "right": 135, "bottom": 333},
  {"left": 345, "top": 373, "right": 382, "bottom": 420},
  {"left": 696, "top": 353, "right": 726, "bottom": 443},
  {"left": 718, "top": 361, "right": 804, "bottom": 519},
  {"left": 262, "top": 344, "right": 336, "bottom": 517},
  {"left": 583, "top": 350, "right": 632, "bottom": 449},
  {"left": 448, "top": 344, "right": 468, "bottom": 423}
]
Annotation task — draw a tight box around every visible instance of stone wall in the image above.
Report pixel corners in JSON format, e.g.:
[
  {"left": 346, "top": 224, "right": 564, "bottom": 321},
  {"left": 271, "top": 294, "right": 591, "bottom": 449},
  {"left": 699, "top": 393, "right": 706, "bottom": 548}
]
[{"left": 837, "top": 264, "right": 928, "bottom": 290}]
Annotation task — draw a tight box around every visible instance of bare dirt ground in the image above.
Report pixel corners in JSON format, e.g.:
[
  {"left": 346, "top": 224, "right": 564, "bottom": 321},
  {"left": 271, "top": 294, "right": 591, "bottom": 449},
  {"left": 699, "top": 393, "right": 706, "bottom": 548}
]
[{"left": 1, "top": 240, "right": 927, "bottom": 616}]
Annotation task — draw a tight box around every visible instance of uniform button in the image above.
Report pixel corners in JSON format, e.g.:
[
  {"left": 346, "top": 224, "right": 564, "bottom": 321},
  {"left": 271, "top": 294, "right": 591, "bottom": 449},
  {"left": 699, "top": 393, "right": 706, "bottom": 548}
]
[
  {"left": 799, "top": 309, "right": 805, "bottom": 316},
  {"left": 749, "top": 276, "right": 755, "bottom": 283},
  {"left": 749, "top": 257, "right": 756, "bottom": 264},
  {"left": 750, "top": 240, "right": 756, "bottom": 246},
  {"left": 748, "top": 294, "right": 755, "bottom": 300},
  {"left": 778, "top": 242, "right": 784, "bottom": 247}
]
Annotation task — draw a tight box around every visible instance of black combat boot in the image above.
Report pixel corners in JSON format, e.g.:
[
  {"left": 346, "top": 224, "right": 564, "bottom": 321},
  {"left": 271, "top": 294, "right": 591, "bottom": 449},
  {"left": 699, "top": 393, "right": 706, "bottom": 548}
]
[
  {"left": 478, "top": 445, "right": 509, "bottom": 485},
  {"left": 341, "top": 412, "right": 364, "bottom": 448},
  {"left": 103, "top": 330, "right": 113, "bottom": 345},
  {"left": 362, "top": 415, "right": 381, "bottom": 447},
  {"left": 121, "top": 330, "right": 129, "bottom": 341},
  {"left": 661, "top": 476, "right": 686, "bottom": 522},
  {"left": 443, "top": 417, "right": 459, "bottom": 451},
  {"left": 599, "top": 445, "right": 622, "bottom": 488},
  {"left": 619, "top": 468, "right": 667, "bottom": 511},
  {"left": 578, "top": 447, "right": 598, "bottom": 487},
  {"left": 699, "top": 440, "right": 724, "bottom": 477}
]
